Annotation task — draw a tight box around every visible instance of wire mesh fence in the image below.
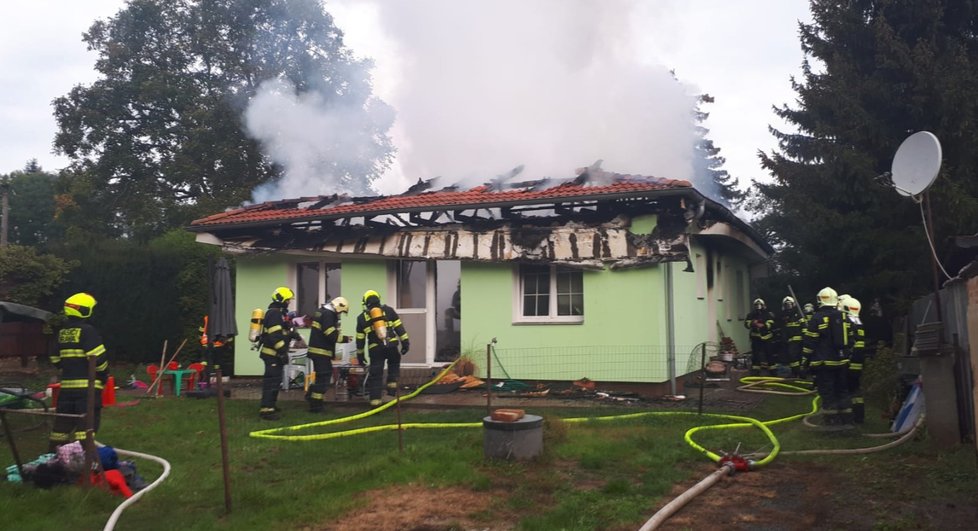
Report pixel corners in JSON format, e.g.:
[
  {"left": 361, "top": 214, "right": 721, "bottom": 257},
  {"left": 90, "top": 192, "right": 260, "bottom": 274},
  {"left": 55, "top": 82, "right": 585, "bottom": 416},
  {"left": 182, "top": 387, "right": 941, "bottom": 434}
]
[{"left": 479, "top": 343, "right": 718, "bottom": 385}]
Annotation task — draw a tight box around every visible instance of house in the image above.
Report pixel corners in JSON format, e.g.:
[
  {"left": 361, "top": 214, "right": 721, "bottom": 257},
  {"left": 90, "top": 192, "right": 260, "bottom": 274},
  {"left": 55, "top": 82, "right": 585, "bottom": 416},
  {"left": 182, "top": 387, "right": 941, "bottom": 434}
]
[{"left": 188, "top": 166, "right": 772, "bottom": 392}]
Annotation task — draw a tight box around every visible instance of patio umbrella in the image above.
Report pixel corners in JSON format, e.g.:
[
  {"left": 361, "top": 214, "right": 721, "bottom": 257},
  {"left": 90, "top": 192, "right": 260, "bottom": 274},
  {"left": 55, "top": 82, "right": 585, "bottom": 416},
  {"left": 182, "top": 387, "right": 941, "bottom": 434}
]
[{"left": 208, "top": 257, "right": 237, "bottom": 341}]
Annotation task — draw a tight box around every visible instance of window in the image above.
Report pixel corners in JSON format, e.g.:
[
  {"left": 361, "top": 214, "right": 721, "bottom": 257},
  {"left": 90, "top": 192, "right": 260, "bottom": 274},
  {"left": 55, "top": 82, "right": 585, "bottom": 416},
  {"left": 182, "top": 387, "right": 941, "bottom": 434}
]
[
  {"left": 295, "top": 261, "right": 341, "bottom": 320},
  {"left": 396, "top": 260, "right": 427, "bottom": 309},
  {"left": 516, "top": 264, "right": 583, "bottom": 322}
]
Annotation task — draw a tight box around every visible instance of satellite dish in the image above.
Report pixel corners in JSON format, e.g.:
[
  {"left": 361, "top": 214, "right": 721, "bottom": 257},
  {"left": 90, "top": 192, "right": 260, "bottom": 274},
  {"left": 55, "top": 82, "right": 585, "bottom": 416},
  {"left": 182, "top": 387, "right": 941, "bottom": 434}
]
[{"left": 890, "top": 131, "right": 942, "bottom": 196}]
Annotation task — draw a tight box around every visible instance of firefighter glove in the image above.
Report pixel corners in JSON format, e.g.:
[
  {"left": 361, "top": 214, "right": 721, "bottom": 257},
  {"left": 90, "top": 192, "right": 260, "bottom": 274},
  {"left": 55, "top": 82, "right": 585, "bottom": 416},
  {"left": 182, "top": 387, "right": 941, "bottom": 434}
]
[
  {"left": 357, "top": 355, "right": 367, "bottom": 366},
  {"left": 400, "top": 340, "right": 410, "bottom": 356}
]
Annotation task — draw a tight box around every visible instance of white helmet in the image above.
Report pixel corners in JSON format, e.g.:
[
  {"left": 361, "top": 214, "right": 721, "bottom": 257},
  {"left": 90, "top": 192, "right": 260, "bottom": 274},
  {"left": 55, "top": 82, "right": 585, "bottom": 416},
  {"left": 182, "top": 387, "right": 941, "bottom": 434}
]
[
  {"left": 330, "top": 296, "right": 350, "bottom": 314},
  {"left": 752, "top": 298, "right": 766, "bottom": 309},
  {"left": 817, "top": 287, "right": 838, "bottom": 308},
  {"left": 845, "top": 297, "right": 861, "bottom": 317},
  {"left": 803, "top": 303, "right": 815, "bottom": 314},
  {"left": 782, "top": 296, "right": 796, "bottom": 308},
  {"left": 837, "top": 293, "right": 851, "bottom": 311}
]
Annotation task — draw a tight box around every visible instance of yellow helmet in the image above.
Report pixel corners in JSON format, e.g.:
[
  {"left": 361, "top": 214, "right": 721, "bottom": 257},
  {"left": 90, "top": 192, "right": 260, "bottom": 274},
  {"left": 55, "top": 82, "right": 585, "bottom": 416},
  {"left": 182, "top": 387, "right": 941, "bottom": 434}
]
[
  {"left": 817, "top": 287, "right": 838, "bottom": 308},
  {"left": 272, "top": 286, "right": 294, "bottom": 304},
  {"left": 331, "top": 296, "right": 350, "bottom": 314},
  {"left": 362, "top": 289, "right": 381, "bottom": 307},
  {"left": 845, "top": 297, "right": 861, "bottom": 316},
  {"left": 64, "top": 292, "right": 96, "bottom": 319}
]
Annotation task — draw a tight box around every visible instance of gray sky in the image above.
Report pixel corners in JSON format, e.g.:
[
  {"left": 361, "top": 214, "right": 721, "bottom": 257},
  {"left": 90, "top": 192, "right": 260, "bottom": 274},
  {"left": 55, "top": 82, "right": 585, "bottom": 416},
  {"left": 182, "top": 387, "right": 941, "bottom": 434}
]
[{"left": 0, "top": 0, "right": 812, "bottom": 199}]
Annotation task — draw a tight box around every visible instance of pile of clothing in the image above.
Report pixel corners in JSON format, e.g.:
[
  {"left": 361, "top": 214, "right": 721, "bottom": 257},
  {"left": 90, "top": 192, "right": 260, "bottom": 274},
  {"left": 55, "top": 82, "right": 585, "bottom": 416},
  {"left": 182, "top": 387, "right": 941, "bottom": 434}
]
[{"left": 4, "top": 442, "right": 148, "bottom": 496}]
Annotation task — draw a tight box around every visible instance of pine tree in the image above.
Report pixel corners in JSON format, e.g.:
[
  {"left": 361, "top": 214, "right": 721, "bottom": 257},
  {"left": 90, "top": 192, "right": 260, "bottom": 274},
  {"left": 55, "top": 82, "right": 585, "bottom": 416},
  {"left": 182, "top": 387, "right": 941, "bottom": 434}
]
[{"left": 749, "top": 0, "right": 978, "bottom": 316}]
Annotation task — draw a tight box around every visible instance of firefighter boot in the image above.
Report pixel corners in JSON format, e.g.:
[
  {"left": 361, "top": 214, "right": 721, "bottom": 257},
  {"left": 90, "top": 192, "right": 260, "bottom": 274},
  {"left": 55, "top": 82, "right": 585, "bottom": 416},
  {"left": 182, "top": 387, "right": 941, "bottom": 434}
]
[
  {"left": 369, "top": 399, "right": 383, "bottom": 408},
  {"left": 308, "top": 391, "right": 325, "bottom": 413},
  {"left": 259, "top": 408, "right": 281, "bottom": 421},
  {"left": 386, "top": 382, "right": 398, "bottom": 397}
]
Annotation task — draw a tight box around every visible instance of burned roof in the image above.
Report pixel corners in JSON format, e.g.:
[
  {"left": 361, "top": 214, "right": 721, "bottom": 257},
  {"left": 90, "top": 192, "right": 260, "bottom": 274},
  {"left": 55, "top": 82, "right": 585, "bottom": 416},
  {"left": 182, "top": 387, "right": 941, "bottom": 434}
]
[
  {"left": 188, "top": 168, "right": 772, "bottom": 266},
  {"left": 190, "top": 170, "right": 693, "bottom": 231}
]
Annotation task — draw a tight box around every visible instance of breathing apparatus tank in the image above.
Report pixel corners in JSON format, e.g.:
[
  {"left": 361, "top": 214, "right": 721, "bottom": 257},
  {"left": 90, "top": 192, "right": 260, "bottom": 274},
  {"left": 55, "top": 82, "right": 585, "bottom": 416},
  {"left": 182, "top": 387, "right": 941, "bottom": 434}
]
[
  {"left": 368, "top": 306, "right": 388, "bottom": 343},
  {"left": 248, "top": 308, "right": 265, "bottom": 342}
]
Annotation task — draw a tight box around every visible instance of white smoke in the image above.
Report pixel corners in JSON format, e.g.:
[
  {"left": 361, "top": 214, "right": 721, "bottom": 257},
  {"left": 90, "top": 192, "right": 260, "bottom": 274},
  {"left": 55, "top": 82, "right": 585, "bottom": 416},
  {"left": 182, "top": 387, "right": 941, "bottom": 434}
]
[
  {"left": 332, "top": 0, "right": 702, "bottom": 195},
  {"left": 244, "top": 78, "right": 394, "bottom": 203}
]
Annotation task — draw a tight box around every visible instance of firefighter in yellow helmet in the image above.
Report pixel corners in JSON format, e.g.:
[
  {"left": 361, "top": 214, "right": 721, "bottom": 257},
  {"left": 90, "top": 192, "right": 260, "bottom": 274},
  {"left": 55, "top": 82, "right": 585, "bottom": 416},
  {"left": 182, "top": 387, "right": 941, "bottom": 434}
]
[
  {"left": 744, "top": 298, "right": 775, "bottom": 375},
  {"left": 802, "top": 287, "right": 852, "bottom": 427},
  {"left": 843, "top": 297, "right": 868, "bottom": 423},
  {"left": 49, "top": 292, "right": 110, "bottom": 451},
  {"left": 305, "top": 296, "right": 351, "bottom": 412},
  {"left": 356, "top": 290, "right": 410, "bottom": 408},
  {"left": 258, "top": 287, "right": 297, "bottom": 420}
]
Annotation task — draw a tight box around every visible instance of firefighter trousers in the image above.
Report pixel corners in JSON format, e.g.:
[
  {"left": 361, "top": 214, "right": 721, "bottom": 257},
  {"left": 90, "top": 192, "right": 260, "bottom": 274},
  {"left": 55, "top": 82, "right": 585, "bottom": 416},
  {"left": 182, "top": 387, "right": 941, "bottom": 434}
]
[
  {"left": 749, "top": 339, "right": 772, "bottom": 374},
  {"left": 368, "top": 344, "right": 401, "bottom": 401},
  {"left": 260, "top": 355, "right": 283, "bottom": 413},
  {"left": 307, "top": 354, "right": 334, "bottom": 410},
  {"left": 813, "top": 364, "right": 851, "bottom": 419},
  {"left": 49, "top": 389, "right": 102, "bottom": 451}
]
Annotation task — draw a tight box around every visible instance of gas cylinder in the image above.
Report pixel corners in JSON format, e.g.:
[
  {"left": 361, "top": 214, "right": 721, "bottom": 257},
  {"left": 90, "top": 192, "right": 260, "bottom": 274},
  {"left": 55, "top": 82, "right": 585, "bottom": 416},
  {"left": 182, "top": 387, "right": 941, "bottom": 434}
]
[
  {"left": 368, "top": 306, "right": 388, "bottom": 341},
  {"left": 248, "top": 308, "right": 264, "bottom": 342}
]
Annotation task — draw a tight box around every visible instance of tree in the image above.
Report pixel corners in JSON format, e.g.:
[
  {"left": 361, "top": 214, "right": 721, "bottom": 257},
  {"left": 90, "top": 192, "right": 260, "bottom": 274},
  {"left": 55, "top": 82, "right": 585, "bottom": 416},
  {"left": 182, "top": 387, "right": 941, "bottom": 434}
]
[
  {"left": 1, "top": 163, "right": 63, "bottom": 247},
  {"left": 749, "top": 0, "right": 978, "bottom": 317},
  {"left": 53, "top": 0, "right": 394, "bottom": 240},
  {"left": 694, "top": 94, "right": 745, "bottom": 208},
  {"left": 0, "top": 245, "right": 75, "bottom": 307}
]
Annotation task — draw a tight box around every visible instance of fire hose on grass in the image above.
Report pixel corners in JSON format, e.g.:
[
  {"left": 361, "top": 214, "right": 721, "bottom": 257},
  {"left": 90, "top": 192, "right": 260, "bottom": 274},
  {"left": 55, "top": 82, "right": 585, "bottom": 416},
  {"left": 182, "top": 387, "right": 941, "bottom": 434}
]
[
  {"left": 96, "top": 443, "right": 172, "bottom": 531},
  {"left": 248, "top": 365, "right": 924, "bottom": 530}
]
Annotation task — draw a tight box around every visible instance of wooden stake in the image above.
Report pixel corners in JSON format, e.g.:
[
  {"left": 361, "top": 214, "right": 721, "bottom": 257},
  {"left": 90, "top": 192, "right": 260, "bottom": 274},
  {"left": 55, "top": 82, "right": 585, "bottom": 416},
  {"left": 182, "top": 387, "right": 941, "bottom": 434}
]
[{"left": 146, "top": 339, "right": 188, "bottom": 395}]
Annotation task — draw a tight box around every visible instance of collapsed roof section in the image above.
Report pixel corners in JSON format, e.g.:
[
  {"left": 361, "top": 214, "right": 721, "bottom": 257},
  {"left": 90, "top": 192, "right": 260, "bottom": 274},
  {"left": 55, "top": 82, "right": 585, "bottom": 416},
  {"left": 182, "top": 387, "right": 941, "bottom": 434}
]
[{"left": 188, "top": 167, "right": 772, "bottom": 268}]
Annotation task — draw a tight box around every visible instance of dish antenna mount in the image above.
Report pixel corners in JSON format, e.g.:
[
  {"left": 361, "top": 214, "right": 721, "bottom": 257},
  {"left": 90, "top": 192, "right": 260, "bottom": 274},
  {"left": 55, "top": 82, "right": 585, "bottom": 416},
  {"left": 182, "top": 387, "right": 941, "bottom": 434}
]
[{"left": 890, "top": 131, "right": 942, "bottom": 197}]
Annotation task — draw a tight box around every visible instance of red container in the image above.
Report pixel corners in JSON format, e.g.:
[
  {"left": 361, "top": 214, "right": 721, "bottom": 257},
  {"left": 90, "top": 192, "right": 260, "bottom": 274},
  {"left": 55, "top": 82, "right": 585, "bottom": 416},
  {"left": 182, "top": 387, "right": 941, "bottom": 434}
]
[{"left": 47, "top": 383, "right": 60, "bottom": 407}]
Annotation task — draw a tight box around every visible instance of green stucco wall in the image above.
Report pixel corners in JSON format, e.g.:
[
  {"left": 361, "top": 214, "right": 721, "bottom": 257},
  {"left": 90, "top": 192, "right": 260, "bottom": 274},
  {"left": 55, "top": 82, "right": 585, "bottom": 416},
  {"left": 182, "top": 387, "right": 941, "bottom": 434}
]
[
  {"left": 233, "top": 255, "right": 291, "bottom": 376},
  {"left": 232, "top": 256, "right": 388, "bottom": 376}
]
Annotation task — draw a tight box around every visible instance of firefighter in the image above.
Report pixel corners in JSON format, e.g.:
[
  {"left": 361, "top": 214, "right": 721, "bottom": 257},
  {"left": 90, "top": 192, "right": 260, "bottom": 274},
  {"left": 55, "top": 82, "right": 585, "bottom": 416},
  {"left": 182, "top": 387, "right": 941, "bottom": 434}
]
[
  {"left": 49, "top": 293, "right": 109, "bottom": 451},
  {"left": 778, "top": 296, "right": 805, "bottom": 377},
  {"left": 305, "top": 296, "right": 350, "bottom": 412},
  {"left": 257, "top": 287, "right": 298, "bottom": 420},
  {"left": 356, "top": 290, "right": 410, "bottom": 408},
  {"left": 843, "top": 297, "right": 868, "bottom": 423},
  {"left": 802, "top": 287, "right": 851, "bottom": 426},
  {"left": 744, "top": 298, "right": 775, "bottom": 376}
]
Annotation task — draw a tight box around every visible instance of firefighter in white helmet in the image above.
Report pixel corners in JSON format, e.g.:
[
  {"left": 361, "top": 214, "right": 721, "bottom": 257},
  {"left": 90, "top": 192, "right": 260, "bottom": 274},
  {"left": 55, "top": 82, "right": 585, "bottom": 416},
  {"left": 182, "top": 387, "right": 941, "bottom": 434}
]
[
  {"left": 356, "top": 290, "right": 410, "bottom": 408},
  {"left": 744, "top": 298, "right": 775, "bottom": 375},
  {"left": 305, "top": 296, "right": 351, "bottom": 413},
  {"left": 802, "top": 287, "right": 852, "bottom": 426},
  {"left": 843, "top": 297, "right": 868, "bottom": 423},
  {"left": 777, "top": 296, "right": 806, "bottom": 378}
]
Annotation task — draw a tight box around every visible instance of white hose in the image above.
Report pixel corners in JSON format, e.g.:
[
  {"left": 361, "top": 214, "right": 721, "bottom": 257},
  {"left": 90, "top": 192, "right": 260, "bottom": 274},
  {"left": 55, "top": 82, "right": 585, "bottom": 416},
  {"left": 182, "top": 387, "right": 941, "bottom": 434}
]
[
  {"left": 638, "top": 463, "right": 735, "bottom": 531},
  {"left": 100, "top": 446, "right": 172, "bottom": 531}
]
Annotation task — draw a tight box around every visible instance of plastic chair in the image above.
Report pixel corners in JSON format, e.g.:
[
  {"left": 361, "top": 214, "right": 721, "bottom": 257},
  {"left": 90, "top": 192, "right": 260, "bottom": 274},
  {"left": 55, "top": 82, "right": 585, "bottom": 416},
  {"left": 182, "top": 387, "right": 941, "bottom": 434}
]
[
  {"left": 146, "top": 365, "right": 170, "bottom": 396},
  {"left": 186, "top": 363, "right": 205, "bottom": 391},
  {"left": 167, "top": 361, "right": 179, "bottom": 370}
]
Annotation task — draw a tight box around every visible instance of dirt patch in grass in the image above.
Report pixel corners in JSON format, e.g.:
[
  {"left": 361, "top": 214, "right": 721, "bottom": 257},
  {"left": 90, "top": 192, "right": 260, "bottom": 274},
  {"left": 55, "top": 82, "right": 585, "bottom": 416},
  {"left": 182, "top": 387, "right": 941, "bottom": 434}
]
[
  {"left": 656, "top": 457, "right": 978, "bottom": 531},
  {"left": 319, "top": 485, "right": 517, "bottom": 531}
]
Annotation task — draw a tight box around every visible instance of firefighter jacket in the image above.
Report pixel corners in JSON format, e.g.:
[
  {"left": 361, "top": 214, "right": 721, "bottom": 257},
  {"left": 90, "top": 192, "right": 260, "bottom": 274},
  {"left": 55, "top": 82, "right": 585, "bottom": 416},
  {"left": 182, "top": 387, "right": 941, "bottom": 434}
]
[
  {"left": 52, "top": 317, "right": 109, "bottom": 390},
  {"left": 355, "top": 304, "right": 409, "bottom": 358},
  {"left": 744, "top": 309, "right": 775, "bottom": 341},
  {"left": 801, "top": 305, "right": 848, "bottom": 368},
  {"left": 308, "top": 305, "right": 341, "bottom": 358},
  {"left": 777, "top": 309, "right": 805, "bottom": 345},
  {"left": 847, "top": 315, "right": 868, "bottom": 371},
  {"left": 259, "top": 301, "right": 293, "bottom": 360}
]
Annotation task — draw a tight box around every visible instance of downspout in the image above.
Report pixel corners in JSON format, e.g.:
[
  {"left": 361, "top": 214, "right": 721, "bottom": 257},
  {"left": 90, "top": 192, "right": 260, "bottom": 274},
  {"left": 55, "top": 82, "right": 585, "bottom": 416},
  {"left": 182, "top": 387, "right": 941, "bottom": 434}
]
[{"left": 665, "top": 262, "right": 676, "bottom": 395}]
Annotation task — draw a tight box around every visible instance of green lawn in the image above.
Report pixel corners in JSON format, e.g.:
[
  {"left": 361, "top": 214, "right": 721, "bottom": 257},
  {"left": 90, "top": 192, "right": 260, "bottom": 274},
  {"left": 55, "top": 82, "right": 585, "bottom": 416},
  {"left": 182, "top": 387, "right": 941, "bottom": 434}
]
[{"left": 1, "top": 383, "right": 974, "bottom": 530}]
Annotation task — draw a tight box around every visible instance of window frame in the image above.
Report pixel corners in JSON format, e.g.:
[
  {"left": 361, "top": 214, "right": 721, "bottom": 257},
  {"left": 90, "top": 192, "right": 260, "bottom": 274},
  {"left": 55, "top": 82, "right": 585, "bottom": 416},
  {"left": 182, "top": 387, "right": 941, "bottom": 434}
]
[{"left": 513, "top": 263, "right": 585, "bottom": 324}]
